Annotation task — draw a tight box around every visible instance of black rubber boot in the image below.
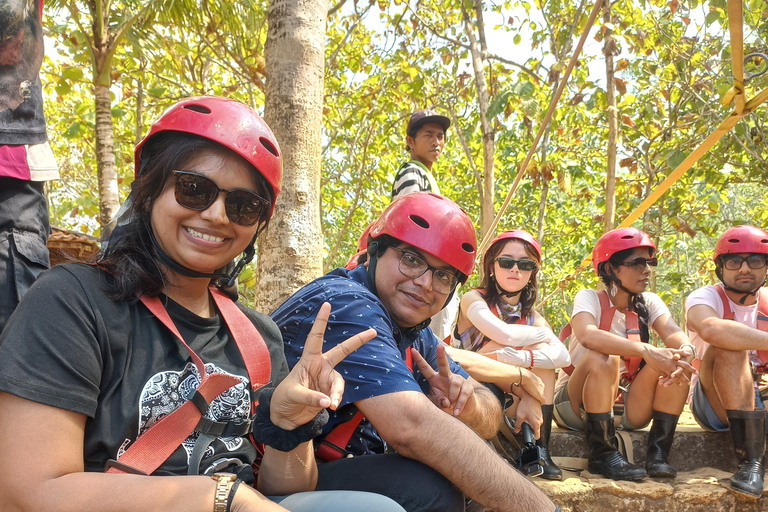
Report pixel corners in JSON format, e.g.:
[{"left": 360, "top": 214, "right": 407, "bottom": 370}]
[
  {"left": 585, "top": 412, "right": 647, "bottom": 481},
  {"left": 645, "top": 411, "right": 679, "bottom": 478},
  {"left": 727, "top": 409, "right": 766, "bottom": 499},
  {"left": 538, "top": 404, "right": 563, "bottom": 480}
]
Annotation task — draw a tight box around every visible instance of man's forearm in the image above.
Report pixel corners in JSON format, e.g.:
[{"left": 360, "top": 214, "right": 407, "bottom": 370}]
[
  {"left": 393, "top": 407, "right": 555, "bottom": 512},
  {"left": 697, "top": 317, "right": 768, "bottom": 352}
]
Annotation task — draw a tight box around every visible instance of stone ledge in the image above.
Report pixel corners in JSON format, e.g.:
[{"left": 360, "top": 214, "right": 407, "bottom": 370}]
[{"left": 534, "top": 468, "right": 768, "bottom": 512}]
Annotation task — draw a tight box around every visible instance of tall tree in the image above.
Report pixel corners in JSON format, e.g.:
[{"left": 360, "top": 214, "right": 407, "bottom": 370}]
[
  {"left": 602, "top": 0, "right": 618, "bottom": 232},
  {"left": 256, "top": 0, "right": 329, "bottom": 313},
  {"left": 59, "top": 0, "right": 158, "bottom": 231}
]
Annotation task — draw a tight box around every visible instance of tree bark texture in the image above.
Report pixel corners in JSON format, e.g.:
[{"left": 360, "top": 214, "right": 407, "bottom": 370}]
[
  {"left": 257, "top": 0, "right": 328, "bottom": 313},
  {"left": 463, "top": 3, "right": 495, "bottom": 240},
  {"left": 603, "top": 0, "right": 617, "bottom": 233},
  {"left": 94, "top": 82, "right": 120, "bottom": 230}
]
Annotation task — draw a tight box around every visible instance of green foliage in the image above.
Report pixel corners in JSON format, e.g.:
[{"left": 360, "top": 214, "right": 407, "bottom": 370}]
[{"left": 41, "top": 0, "right": 768, "bottom": 328}]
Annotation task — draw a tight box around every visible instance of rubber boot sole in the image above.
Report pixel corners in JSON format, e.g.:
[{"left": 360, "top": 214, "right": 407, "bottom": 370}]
[{"left": 729, "top": 481, "right": 764, "bottom": 500}]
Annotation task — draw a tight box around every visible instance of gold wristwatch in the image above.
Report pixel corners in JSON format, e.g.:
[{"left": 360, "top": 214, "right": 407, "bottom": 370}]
[{"left": 211, "top": 472, "right": 238, "bottom": 512}]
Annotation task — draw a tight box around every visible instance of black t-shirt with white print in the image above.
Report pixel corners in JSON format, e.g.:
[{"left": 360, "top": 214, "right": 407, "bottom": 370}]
[{"left": 0, "top": 263, "right": 289, "bottom": 477}]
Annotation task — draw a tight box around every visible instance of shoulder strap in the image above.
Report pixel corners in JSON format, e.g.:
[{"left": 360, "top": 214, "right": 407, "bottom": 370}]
[
  {"left": 715, "top": 284, "right": 736, "bottom": 320},
  {"left": 107, "top": 291, "right": 271, "bottom": 475},
  {"left": 596, "top": 290, "right": 617, "bottom": 333},
  {"left": 316, "top": 347, "right": 415, "bottom": 462}
]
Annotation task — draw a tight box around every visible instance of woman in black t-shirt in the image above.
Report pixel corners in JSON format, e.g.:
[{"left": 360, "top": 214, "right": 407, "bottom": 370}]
[{"left": 0, "top": 97, "right": 403, "bottom": 512}]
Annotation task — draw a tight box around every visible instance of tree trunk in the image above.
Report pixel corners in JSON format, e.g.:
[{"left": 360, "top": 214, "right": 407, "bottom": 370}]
[
  {"left": 257, "top": 0, "right": 328, "bottom": 313},
  {"left": 463, "top": 2, "right": 495, "bottom": 239},
  {"left": 94, "top": 81, "right": 120, "bottom": 231},
  {"left": 603, "top": 0, "right": 617, "bottom": 233}
]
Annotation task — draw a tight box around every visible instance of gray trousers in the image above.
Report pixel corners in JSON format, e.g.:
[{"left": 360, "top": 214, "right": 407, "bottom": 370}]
[{"left": 0, "top": 177, "right": 50, "bottom": 334}]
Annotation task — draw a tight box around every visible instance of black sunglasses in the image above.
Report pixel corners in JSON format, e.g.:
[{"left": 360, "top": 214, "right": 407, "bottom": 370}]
[
  {"left": 721, "top": 254, "right": 768, "bottom": 271},
  {"left": 618, "top": 257, "right": 658, "bottom": 270},
  {"left": 493, "top": 257, "right": 538, "bottom": 272},
  {"left": 172, "top": 170, "right": 271, "bottom": 227}
]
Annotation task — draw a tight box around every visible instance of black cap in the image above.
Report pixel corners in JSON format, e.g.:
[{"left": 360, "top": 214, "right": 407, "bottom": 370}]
[{"left": 406, "top": 109, "right": 451, "bottom": 137}]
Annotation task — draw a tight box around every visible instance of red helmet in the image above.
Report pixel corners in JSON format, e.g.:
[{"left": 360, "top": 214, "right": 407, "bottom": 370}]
[
  {"left": 369, "top": 192, "right": 477, "bottom": 278},
  {"left": 357, "top": 222, "right": 374, "bottom": 252},
  {"left": 484, "top": 230, "right": 542, "bottom": 268},
  {"left": 592, "top": 227, "right": 656, "bottom": 274},
  {"left": 135, "top": 96, "right": 282, "bottom": 214},
  {"left": 714, "top": 225, "right": 768, "bottom": 261}
]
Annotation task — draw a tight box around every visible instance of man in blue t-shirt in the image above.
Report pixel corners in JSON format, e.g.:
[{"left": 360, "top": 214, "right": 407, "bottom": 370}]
[{"left": 272, "top": 193, "right": 556, "bottom": 512}]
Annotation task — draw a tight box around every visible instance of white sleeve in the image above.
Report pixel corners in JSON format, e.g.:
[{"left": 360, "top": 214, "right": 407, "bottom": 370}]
[
  {"left": 642, "top": 292, "right": 672, "bottom": 325},
  {"left": 571, "top": 289, "right": 602, "bottom": 325},
  {"left": 496, "top": 329, "right": 571, "bottom": 369},
  {"left": 465, "top": 300, "right": 552, "bottom": 347},
  {"left": 685, "top": 286, "right": 724, "bottom": 317}
]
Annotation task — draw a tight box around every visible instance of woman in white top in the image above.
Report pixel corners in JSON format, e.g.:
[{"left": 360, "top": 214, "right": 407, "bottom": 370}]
[
  {"left": 553, "top": 228, "right": 694, "bottom": 481},
  {"left": 452, "top": 230, "right": 570, "bottom": 480}
]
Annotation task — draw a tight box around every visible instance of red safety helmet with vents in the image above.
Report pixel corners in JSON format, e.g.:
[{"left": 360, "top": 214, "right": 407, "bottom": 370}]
[
  {"left": 369, "top": 192, "right": 477, "bottom": 278},
  {"left": 484, "top": 230, "right": 542, "bottom": 267},
  {"left": 134, "top": 96, "right": 282, "bottom": 215},
  {"left": 714, "top": 225, "right": 768, "bottom": 261},
  {"left": 592, "top": 227, "right": 656, "bottom": 274}
]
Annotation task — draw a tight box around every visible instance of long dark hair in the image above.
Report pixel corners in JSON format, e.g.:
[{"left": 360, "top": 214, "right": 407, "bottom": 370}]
[
  {"left": 478, "top": 238, "right": 540, "bottom": 319},
  {"left": 598, "top": 248, "right": 651, "bottom": 343},
  {"left": 97, "top": 132, "right": 274, "bottom": 301}
]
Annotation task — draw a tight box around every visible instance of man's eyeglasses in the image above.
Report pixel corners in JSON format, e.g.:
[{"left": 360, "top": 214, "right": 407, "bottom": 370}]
[
  {"left": 389, "top": 247, "right": 459, "bottom": 295},
  {"left": 618, "top": 257, "right": 658, "bottom": 271},
  {"left": 493, "top": 257, "right": 538, "bottom": 272},
  {"left": 172, "top": 170, "right": 271, "bottom": 227},
  {"left": 721, "top": 254, "right": 768, "bottom": 271}
]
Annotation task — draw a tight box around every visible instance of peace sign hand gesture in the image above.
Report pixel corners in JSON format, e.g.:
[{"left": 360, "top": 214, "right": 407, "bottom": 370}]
[
  {"left": 269, "top": 302, "right": 376, "bottom": 430},
  {"left": 412, "top": 344, "right": 476, "bottom": 418}
]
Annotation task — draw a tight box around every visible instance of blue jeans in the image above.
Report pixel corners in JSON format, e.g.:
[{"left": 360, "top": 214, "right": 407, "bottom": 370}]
[
  {"left": 270, "top": 491, "right": 406, "bottom": 512},
  {"left": 0, "top": 177, "right": 50, "bottom": 334},
  {"left": 315, "top": 453, "right": 464, "bottom": 512}
]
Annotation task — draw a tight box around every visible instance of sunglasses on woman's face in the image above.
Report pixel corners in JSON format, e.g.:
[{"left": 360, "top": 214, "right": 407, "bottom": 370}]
[
  {"left": 172, "top": 170, "right": 271, "bottom": 227},
  {"left": 618, "top": 257, "right": 658, "bottom": 271},
  {"left": 493, "top": 257, "right": 538, "bottom": 272}
]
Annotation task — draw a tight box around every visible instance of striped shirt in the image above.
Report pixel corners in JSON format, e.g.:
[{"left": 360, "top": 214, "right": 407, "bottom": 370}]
[{"left": 390, "top": 160, "right": 440, "bottom": 199}]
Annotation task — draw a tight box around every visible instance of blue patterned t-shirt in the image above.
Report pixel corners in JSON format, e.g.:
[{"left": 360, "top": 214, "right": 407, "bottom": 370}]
[{"left": 271, "top": 265, "right": 469, "bottom": 455}]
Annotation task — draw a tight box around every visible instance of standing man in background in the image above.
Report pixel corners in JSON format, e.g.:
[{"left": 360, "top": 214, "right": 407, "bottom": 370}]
[
  {"left": 0, "top": 0, "right": 59, "bottom": 333},
  {"left": 391, "top": 108, "right": 449, "bottom": 198},
  {"left": 391, "top": 108, "right": 456, "bottom": 340}
]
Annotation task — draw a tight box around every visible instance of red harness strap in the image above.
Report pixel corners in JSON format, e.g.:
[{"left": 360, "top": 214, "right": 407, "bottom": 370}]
[
  {"left": 559, "top": 290, "right": 642, "bottom": 380},
  {"left": 714, "top": 284, "right": 768, "bottom": 371},
  {"left": 106, "top": 287, "right": 272, "bottom": 475},
  {"left": 316, "top": 347, "right": 414, "bottom": 462}
]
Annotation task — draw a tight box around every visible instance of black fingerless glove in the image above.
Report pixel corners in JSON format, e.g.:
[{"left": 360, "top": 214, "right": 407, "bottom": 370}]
[{"left": 252, "top": 386, "right": 329, "bottom": 452}]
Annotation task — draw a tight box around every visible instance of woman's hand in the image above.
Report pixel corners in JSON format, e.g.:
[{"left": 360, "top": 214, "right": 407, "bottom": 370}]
[
  {"left": 269, "top": 302, "right": 376, "bottom": 430},
  {"left": 512, "top": 392, "right": 544, "bottom": 438},
  {"left": 642, "top": 345, "right": 694, "bottom": 377},
  {"left": 517, "top": 369, "right": 546, "bottom": 405}
]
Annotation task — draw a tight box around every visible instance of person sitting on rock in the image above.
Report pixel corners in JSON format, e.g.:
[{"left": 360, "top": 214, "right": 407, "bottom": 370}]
[
  {"left": 553, "top": 228, "right": 695, "bottom": 481},
  {"left": 272, "top": 192, "right": 558, "bottom": 512},
  {"left": 686, "top": 225, "right": 768, "bottom": 498},
  {"left": 449, "top": 229, "right": 570, "bottom": 480}
]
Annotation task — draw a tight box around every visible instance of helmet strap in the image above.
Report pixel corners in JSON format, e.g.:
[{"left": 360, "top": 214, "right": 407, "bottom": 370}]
[{"left": 148, "top": 225, "right": 254, "bottom": 289}]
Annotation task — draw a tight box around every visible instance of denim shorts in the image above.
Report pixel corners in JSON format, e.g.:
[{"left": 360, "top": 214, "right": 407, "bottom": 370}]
[{"left": 691, "top": 379, "right": 766, "bottom": 432}]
